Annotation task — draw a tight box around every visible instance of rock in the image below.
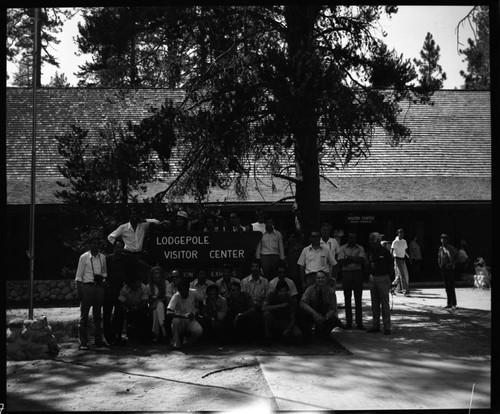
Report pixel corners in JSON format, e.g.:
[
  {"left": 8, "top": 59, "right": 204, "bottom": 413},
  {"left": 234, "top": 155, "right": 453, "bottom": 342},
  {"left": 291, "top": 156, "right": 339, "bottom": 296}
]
[
  {"left": 6, "top": 316, "right": 60, "bottom": 360},
  {"left": 64, "top": 293, "right": 74, "bottom": 300},
  {"left": 57, "top": 281, "right": 66, "bottom": 288},
  {"left": 61, "top": 286, "right": 70, "bottom": 295},
  {"left": 49, "top": 294, "right": 57, "bottom": 300},
  {"left": 10, "top": 290, "right": 18, "bottom": 297},
  {"left": 37, "top": 284, "right": 47, "bottom": 293}
]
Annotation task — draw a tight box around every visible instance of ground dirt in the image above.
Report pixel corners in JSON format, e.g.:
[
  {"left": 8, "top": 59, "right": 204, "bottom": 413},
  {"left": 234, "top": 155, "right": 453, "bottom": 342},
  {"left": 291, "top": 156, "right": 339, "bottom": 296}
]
[{"left": 5, "top": 287, "right": 492, "bottom": 412}]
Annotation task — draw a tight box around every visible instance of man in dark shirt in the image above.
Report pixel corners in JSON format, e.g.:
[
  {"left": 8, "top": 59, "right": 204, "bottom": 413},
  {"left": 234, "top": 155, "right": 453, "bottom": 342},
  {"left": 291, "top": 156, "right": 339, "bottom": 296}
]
[
  {"left": 226, "top": 281, "right": 258, "bottom": 342},
  {"left": 262, "top": 280, "right": 302, "bottom": 343},
  {"left": 366, "top": 232, "right": 393, "bottom": 335},
  {"left": 298, "top": 270, "right": 345, "bottom": 339},
  {"left": 104, "top": 239, "right": 150, "bottom": 345}
]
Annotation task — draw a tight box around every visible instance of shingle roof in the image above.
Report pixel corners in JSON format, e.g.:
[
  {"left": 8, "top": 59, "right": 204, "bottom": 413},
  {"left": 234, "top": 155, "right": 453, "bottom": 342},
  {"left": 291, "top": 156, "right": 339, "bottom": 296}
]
[{"left": 6, "top": 88, "right": 491, "bottom": 205}]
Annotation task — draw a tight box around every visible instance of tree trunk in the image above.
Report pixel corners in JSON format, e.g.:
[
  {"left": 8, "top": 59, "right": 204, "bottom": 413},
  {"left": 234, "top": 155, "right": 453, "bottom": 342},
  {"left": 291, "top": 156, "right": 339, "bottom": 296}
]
[{"left": 284, "top": 5, "right": 322, "bottom": 239}]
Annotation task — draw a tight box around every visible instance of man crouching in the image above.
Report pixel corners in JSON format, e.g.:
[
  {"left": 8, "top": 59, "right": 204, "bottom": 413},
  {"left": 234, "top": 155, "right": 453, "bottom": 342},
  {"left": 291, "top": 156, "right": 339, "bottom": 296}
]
[
  {"left": 298, "top": 270, "right": 345, "bottom": 339},
  {"left": 166, "top": 278, "right": 204, "bottom": 350}
]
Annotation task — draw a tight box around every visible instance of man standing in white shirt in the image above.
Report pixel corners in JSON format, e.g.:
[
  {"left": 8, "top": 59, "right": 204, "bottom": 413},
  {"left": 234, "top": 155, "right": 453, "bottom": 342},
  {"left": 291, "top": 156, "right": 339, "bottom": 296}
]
[
  {"left": 297, "top": 231, "right": 337, "bottom": 289},
  {"left": 391, "top": 228, "right": 410, "bottom": 297},
  {"left": 320, "top": 222, "right": 340, "bottom": 285},
  {"left": 75, "top": 237, "right": 108, "bottom": 350},
  {"left": 255, "top": 218, "right": 285, "bottom": 280}
]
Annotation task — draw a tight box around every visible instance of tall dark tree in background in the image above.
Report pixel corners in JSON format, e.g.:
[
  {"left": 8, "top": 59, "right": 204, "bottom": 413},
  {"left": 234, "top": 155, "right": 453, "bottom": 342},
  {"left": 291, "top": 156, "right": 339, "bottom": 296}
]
[
  {"left": 75, "top": 7, "right": 192, "bottom": 87},
  {"left": 128, "top": 5, "right": 428, "bottom": 236},
  {"left": 413, "top": 32, "right": 447, "bottom": 91},
  {"left": 458, "top": 5, "right": 490, "bottom": 90},
  {"left": 6, "top": 8, "right": 73, "bottom": 87},
  {"left": 11, "top": 58, "right": 33, "bottom": 87},
  {"left": 55, "top": 123, "right": 163, "bottom": 251}
]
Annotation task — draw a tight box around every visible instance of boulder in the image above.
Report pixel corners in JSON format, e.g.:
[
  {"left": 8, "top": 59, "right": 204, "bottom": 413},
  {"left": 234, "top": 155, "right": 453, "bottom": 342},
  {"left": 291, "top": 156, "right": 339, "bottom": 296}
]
[{"left": 6, "top": 316, "right": 60, "bottom": 360}]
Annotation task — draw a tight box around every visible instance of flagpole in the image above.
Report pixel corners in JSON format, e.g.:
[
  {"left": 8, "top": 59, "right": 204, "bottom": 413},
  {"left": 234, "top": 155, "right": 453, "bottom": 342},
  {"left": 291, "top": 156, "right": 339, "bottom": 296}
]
[{"left": 29, "top": 7, "right": 39, "bottom": 320}]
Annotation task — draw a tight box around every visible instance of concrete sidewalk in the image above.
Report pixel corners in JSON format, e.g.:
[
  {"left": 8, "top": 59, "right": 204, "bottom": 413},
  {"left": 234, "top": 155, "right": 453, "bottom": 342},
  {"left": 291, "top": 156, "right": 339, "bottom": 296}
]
[
  {"left": 6, "top": 287, "right": 493, "bottom": 412},
  {"left": 258, "top": 287, "right": 492, "bottom": 410}
]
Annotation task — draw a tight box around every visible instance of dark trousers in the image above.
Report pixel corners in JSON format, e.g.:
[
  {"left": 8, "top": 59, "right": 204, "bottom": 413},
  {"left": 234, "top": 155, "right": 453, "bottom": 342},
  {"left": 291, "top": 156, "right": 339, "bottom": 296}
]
[
  {"left": 78, "top": 284, "right": 105, "bottom": 346},
  {"left": 228, "top": 309, "right": 259, "bottom": 342},
  {"left": 114, "top": 305, "right": 151, "bottom": 344},
  {"left": 260, "top": 254, "right": 281, "bottom": 280},
  {"left": 296, "top": 308, "right": 342, "bottom": 338},
  {"left": 441, "top": 267, "right": 457, "bottom": 306},
  {"left": 123, "top": 251, "right": 150, "bottom": 283},
  {"left": 342, "top": 269, "right": 364, "bottom": 327},
  {"left": 103, "top": 287, "right": 121, "bottom": 343}
]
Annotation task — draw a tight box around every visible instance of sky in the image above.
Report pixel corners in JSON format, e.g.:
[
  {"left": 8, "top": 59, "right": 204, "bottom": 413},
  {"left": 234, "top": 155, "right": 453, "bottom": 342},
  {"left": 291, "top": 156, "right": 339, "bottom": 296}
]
[{"left": 6, "top": 5, "right": 477, "bottom": 89}]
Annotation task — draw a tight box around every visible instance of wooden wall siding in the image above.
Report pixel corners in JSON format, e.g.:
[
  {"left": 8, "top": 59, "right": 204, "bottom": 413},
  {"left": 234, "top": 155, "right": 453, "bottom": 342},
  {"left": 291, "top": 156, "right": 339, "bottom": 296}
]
[{"left": 6, "top": 88, "right": 491, "bottom": 205}]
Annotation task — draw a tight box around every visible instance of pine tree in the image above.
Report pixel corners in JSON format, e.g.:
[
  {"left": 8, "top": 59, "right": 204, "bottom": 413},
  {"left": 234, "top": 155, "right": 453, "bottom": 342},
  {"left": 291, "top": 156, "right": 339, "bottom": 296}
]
[
  {"left": 459, "top": 6, "right": 490, "bottom": 90},
  {"left": 413, "top": 32, "right": 447, "bottom": 90},
  {"left": 48, "top": 71, "right": 71, "bottom": 88}
]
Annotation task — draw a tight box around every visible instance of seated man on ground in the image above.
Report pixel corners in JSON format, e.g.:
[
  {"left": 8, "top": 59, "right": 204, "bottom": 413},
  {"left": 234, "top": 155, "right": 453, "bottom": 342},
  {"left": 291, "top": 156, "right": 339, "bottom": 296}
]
[
  {"left": 199, "top": 284, "right": 229, "bottom": 342},
  {"left": 226, "top": 281, "right": 258, "bottom": 343},
  {"left": 190, "top": 268, "right": 214, "bottom": 301},
  {"left": 262, "top": 280, "right": 302, "bottom": 344},
  {"left": 114, "top": 274, "right": 152, "bottom": 345},
  {"left": 166, "top": 269, "right": 183, "bottom": 303},
  {"left": 166, "top": 279, "right": 204, "bottom": 349},
  {"left": 241, "top": 260, "right": 269, "bottom": 310},
  {"left": 298, "top": 270, "right": 345, "bottom": 339},
  {"left": 268, "top": 264, "right": 299, "bottom": 300},
  {"left": 215, "top": 263, "right": 241, "bottom": 299},
  {"left": 148, "top": 266, "right": 168, "bottom": 343}
]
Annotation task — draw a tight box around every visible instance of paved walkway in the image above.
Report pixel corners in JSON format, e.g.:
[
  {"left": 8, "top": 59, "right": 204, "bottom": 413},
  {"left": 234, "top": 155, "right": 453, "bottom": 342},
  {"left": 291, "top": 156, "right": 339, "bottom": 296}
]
[
  {"left": 6, "top": 287, "right": 493, "bottom": 412},
  {"left": 256, "top": 287, "right": 492, "bottom": 411}
]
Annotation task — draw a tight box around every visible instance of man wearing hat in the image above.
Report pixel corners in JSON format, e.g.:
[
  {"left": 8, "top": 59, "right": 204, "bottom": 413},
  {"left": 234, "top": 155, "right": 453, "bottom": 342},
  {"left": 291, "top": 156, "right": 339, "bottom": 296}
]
[
  {"left": 174, "top": 210, "right": 190, "bottom": 231},
  {"left": 438, "top": 234, "right": 458, "bottom": 310}
]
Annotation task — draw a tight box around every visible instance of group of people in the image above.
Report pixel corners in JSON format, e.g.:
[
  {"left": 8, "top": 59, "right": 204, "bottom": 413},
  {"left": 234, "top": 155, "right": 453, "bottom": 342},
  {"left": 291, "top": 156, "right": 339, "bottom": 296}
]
[{"left": 74, "top": 206, "right": 460, "bottom": 351}]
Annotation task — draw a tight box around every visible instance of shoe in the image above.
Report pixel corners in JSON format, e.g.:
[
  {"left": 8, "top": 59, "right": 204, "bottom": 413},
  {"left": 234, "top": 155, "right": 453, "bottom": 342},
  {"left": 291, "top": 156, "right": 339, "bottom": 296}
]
[
  {"left": 335, "top": 320, "right": 346, "bottom": 330},
  {"left": 404, "top": 293, "right": 410, "bottom": 297},
  {"left": 397, "top": 290, "right": 403, "bottom": 294},
  {"left": 79, "top": 344, "right": 90, "bottom": 351},
  {"left": 366, "top": 327, "right": 380, "bottom": 333},
  {"left": 451, "top": 306, "right": 456, "bottom": 311},
  {"left": 113, "top": 337, "right": 127, "bottom": 346},
  {"left": 384, "top": 329, "right": 391, "bottom": 335},
  {"left": 337, "top": 304, "right": 345, "bottom": 309},
  {"left": 390, "top": 287, "right": 396, "bottom": 295},
  {"left": 443, "top": 305, "right": 452, "bottom": 309},
  {"left": 262, "top": 338, "right": 273, "bottom": 347},
  {"left": 357, "top": 324, "right": 366, "bottom": 330}
]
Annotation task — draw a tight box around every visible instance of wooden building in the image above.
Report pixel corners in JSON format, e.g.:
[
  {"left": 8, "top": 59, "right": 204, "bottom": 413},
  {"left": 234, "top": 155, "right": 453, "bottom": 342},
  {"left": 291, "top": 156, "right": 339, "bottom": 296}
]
[{"left": 6, "top": 88, "right": 491, "bottom": 282}]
